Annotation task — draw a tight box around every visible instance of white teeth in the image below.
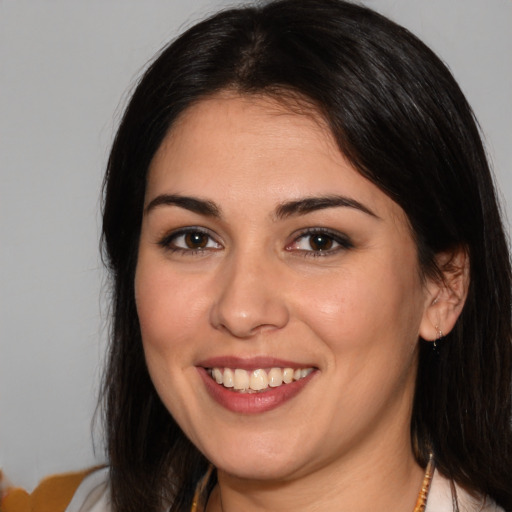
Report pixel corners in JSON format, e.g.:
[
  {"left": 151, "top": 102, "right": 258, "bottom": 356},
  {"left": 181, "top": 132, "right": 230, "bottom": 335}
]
[
  {"left": 209, "top": 366, "right": 313, "bottom": 392},
  {"left": 300, "top": 368, "right": 311, "bottom": 378},
  {"left": 234, "top": 369, "right": 250, "bottom": 390},
  {"left": 268, "top": 367, "right": 283, "bottom": 387},
  {"left": 283, "top": 368, "right": 294, "bottom": 383},
  {"left": 250, "top": 369, "right": 268, "bottom": 391},
  {"left": 223, "top": 368, "right": 234, "bottom": 387},
  {"left": 213, "top": 368, "right": 223, "bottom": 384}
]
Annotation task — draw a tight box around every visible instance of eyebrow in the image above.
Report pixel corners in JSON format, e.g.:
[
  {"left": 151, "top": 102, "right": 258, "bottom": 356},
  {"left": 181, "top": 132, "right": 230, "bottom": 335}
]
[
  {"left": 144, "top": 194, "right": 221, "bottom": 217},
  {"left": 144, "top": 193, "right": 378, "bottom": 220},
  {"left": 274, "top": 195, "right": 379, "bottom": 220}
]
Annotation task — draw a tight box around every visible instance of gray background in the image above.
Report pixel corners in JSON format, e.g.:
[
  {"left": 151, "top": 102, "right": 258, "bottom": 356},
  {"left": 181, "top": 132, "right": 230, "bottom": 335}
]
[{"left": 1, "top": 0, "right": 511, "bottom": 491}]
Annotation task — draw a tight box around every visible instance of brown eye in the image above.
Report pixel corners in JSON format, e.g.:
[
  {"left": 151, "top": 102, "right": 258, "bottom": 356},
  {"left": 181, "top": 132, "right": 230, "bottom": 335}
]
[
  {"left": 184, "top": 232, "right": 209, "bottom": 249},
  {"left": 159, "top": 228, "right": 222, "bottom": 253},
  {"left": 308, "top": 234, "right": 334, "bottom": 251},
  {"left": 287, "top": 229, "right": 353, "bottom": 257}
]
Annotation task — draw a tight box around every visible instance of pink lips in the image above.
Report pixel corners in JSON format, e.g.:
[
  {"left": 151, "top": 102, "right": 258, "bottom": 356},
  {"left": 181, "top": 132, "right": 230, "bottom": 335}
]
[{"left": 197, "top": 357, "right": 317, "bottom": 414}]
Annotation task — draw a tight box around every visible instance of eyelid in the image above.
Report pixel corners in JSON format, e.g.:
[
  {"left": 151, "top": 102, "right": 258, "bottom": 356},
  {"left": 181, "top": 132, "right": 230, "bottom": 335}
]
[
  {"left": 286, "top": 227, "right": 354, "bottom": 256},
  {"left": 157, "top": 226, "right": 222, "bottom": 253}
]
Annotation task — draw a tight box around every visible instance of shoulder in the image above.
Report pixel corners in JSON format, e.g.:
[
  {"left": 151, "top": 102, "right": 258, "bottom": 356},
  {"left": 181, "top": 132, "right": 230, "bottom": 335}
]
[
  {"left": 426, "top": 469, "right": 504, "bottom": 512},
  {"left": 64, "top": 467, "right": 110, "bottom": 512}
]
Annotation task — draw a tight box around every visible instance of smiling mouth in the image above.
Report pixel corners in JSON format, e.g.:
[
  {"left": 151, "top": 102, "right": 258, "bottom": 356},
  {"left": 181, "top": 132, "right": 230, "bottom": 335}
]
[{"left": 207, "top": 367, "right": 314, "bottom": 393}]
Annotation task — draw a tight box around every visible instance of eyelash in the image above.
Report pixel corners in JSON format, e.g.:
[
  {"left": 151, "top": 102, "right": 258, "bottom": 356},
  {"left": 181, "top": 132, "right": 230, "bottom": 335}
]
[
  {"left": 157, "top": 227, "right": 353, "bottom": 257},
  {"left": 287, "top": 228, "right": 354, "bottom": 257},
  {"left": 157, "top": 227, "right": 221, "bottom": 255}
]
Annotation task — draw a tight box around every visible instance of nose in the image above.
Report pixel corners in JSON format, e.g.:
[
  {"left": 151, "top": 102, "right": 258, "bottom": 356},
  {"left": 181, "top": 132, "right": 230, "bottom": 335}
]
[{"left": 209, "top": 252, "right": 290, "bottom": 339}]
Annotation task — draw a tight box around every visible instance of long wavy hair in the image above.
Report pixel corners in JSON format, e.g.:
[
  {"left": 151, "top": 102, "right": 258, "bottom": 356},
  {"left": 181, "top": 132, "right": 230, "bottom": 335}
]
[{"left": 100, "top": 1, "right": 512, "bottom": 510}]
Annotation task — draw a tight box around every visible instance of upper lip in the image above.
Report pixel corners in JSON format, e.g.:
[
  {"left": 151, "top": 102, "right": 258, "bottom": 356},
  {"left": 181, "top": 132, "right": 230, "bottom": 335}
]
[{"left": 197, "top": 356, "right": 315, "bottom": 370}]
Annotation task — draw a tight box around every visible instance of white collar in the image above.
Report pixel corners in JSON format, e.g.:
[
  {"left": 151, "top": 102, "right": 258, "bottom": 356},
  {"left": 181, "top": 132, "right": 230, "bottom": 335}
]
[{"left": 426, "top": 469, "right": 503, "bottom": 512}]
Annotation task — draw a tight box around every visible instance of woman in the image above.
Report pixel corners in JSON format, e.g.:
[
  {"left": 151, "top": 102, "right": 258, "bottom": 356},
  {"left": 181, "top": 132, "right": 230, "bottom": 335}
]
[{"left": 70, "top": 0, "right": 512, "bottom": 510}]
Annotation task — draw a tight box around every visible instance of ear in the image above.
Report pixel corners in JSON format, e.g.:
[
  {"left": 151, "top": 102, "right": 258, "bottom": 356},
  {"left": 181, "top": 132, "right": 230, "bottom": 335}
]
[{"left": 419, "top": 247, "right": 470, "bottom": 341}]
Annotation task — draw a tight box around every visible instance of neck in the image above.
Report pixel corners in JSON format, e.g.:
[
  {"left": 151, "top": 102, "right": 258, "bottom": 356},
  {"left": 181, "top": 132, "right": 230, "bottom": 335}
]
[{"left": 207, "top": 441, "right": 425, "bottom": 512}]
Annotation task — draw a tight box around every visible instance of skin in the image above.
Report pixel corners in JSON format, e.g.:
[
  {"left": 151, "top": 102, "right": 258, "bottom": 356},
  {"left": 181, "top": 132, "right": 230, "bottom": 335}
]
[{"left": 135, "top": 93, "right": 463, "bottom": 511}]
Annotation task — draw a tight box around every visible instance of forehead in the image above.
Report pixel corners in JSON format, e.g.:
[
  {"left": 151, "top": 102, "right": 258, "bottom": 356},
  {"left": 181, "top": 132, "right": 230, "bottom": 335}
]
[
  {"left": 145, "top": 93, "right": 406, "bottom": 226},
  {"left": 149, "top": 93, "right": 336, "bottom": 179}
]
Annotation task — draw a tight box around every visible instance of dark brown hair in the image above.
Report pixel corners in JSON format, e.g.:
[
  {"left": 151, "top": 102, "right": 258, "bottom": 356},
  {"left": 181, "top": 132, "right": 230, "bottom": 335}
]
[{"left": 101, "top": 1, "right": 512, "bottom": 510}]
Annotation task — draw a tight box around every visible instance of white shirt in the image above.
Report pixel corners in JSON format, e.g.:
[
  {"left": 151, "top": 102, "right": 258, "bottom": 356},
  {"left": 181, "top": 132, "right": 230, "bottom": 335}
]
[
  {"left": 65, "top": 467, "right": 109, "bottom": 512},
  {"left": 65, "top": 467, "right": 504, "bottom": 512}
]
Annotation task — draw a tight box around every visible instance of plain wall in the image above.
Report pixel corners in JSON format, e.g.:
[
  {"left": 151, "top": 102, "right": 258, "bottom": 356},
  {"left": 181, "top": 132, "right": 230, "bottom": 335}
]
[{"left": 1, "top": 0, "right": 511, "bottom": 491}]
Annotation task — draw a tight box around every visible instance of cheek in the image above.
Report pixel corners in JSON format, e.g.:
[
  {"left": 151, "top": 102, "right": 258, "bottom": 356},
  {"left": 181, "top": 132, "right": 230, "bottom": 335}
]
[
  {"left": 134, "top": 259, "right": 210, "bottom": 422},
  {"left": 134, "top": 259, "right": 208, "bottom": 354},
  {"left": 298, "top": 265, "right": 423, "bottom": 428},
  {"left": 296, "top": 259, "right": 424, "bottom": 358}
]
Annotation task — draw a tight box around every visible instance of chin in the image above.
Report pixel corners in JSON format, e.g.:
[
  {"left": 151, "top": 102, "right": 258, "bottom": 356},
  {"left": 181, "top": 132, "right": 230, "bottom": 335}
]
[
  {"left": 203, "top": 435, "right": 311, "bottom": 482},
  {"left": 216, "top": 457, "right": 299, "bottom": 482}
]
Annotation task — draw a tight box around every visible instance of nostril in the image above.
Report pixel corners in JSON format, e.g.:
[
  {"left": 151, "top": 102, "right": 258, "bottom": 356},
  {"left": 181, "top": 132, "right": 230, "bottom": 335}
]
[
  {"left": 210, "top": 303, "right": 290, "bottom": 339},
  {"left": 209, "top": 258, "right": 290, "bottom": 337}
]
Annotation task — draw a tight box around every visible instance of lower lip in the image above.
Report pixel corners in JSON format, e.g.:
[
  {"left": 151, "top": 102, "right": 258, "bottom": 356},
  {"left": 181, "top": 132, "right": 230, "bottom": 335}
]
[{"left": 198, "top": 367, "right": 316, "bottom": 414}]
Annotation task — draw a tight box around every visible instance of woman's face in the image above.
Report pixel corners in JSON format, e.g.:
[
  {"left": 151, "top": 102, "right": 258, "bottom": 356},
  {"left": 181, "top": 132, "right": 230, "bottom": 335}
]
[{"left": 135, "top": 94, "right": 433, "bottom": 481}]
